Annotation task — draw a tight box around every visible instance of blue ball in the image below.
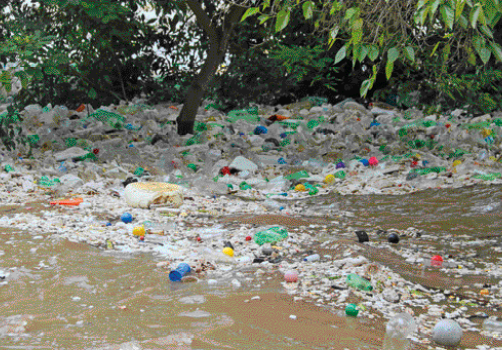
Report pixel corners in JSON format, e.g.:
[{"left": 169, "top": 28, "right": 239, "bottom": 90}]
[
  {"left": 106, "top": 222, "right": 112, "bottom": 227},
  {"left": 121, "top": 213, "right": 133, "bottom": 223},
  {"left": 280, "top": 133, "right": 287, "bottom": 139},
  {"left": 279, "top": 207, "right": 284, "bottom": 210},
  {"left": 360, "top": 159, "right": 369, "bottom": 166}
]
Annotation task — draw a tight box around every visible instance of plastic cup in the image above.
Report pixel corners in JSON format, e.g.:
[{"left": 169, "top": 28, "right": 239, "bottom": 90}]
[{"left": 169, "top": 263, "right": 191, "bottom": 282}]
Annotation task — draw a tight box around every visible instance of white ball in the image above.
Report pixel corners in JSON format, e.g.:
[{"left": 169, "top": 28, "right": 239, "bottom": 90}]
[{"left": 432, "top": 319, "right": 463, "bottom": 347}]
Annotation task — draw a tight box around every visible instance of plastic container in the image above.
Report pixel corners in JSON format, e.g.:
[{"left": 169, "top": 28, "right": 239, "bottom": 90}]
[
  {"left": 303, "top": 254, "right": 320, "bottom": 262},
  {"left": 169, "top": 263, "right": 191, "bottom": 282},
  {"left": 346, "top": 273, "right": 373, "bottom": 291}
]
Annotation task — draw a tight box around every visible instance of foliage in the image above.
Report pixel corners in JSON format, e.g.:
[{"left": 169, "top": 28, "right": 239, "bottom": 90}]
[
  {"left": 237, "top": 0, "right": 502, "bottom": 100},
  {"left": 0, "top": 105, "right": 30, "bottom": 153},
  {"left": 428, "top": 66, "right": 502, "bottom": 115},
  {"left": 268, "top": 43, "right": 339, "bottom": 90},
  {"left": 0, "top": 0, "right": 180, "bottom": 109}
]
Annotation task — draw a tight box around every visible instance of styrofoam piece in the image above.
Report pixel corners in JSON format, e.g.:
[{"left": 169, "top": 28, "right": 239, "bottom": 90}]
[{"left": 124, "top": 182, "right": 183, "bottom": 209}]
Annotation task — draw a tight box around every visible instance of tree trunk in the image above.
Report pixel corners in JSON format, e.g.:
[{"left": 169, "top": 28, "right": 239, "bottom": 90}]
[{"left": 176, "top": 1, "right": 246, "bottom": 135}]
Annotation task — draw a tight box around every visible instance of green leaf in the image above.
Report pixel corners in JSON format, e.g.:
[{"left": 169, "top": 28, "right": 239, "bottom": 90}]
[
  {"left": 328, "top": 26, "right": 340, "bottom": 47},
  {"left": 352, "top": 18, "right": 363, "bottom": 45},
  {"left": 261, "top": 0, "right": 270, "bottom": 11},
  {"left": 470, "top": 4, "right": 481, "bottom": 28},
  {"left": 0, "top": 71, "right": 11, "bottom": 83},
  {"left": 302, "top": 1, "right": 314, "bottom": 20},
  {"left": 466, "top": 45, "right": 477, "bottom": 65},
  {"left": 44, "top": 66, "right": 60, "bottom": 75},
  {"left": 458, "top": 14, "right": 469, "bottom": 28},
  {"left": 385, "top": 61, "right": 394, "bottom": 80},
  {"left": 88, "top": 87, "right": 97, "bottom": 99},
  {"left": 480, "top": 24, "right": 494, "bottom": 39},
  {"left": 241, "top": 7, "right": 260, "bottom": 22},
  {"left": 334, "top": 45, "right": 347, "bottom": 64},
  {"left": 489, "top": 42, "right": 502, "bottom": 62},
  {"left": 430, "top": 42, "right": 441, "bottom": 57},
  {"left": 472, "top": 34, "right": 485, "bottom": 55},
  {"left": 414, "top": 7, "right": 427, "bottom": 26},
  {"left": 344, "top": 7, "right": 359, "bottom": 22},
  {"left": 491, "top": 12, "right": 502, "bottom": 26},
  {"left": 479, "top": 47, "right": 492, "bottom": 64},
  {"left": 275, "top": 9, "right": 290, "bottom": 32},
  {"left": 378, "top": 33, "right": 385, "bottom": 47},
  {"left": 370, "top": 65, "right": 378, "bottom": 89},
  {"left": 440, "top": 4, "right": 454, "bottom": 30},
  {"left": 359, "top": 45, "right": 369, "bottom": 62},
  {"left": 430, "top": 0, "right": 441, "bottom": 17},
  {"left": 258, "top": 14, "right": 270, "bottom": 24},
  {"left": 455, "top": 0, "right": 466, "bottom": 21},
  {"left": 404, "top": 46, "right": 415, "bottom": 63},
  {"left": 387, "top": 47, "right": 399, "bottom": 63},
  {"left": 368, "top": 45, "right": 379, "bottom": 61},
  {"left": 360, "top": 79, "right": 371, "bottom": 98}
]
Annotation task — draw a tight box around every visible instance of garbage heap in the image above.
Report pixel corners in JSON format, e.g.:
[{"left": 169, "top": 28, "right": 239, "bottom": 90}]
[
  {"left": 0, "top": 97, "right": 501, "bottom": 347},
  {"left": 0, "top": 95, "right": 500, "bottom": 199}
]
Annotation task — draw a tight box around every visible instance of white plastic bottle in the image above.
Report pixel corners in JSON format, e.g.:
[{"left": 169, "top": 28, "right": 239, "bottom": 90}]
[{"left": 303, "top": 254, "right": 320, "bottom": 262}]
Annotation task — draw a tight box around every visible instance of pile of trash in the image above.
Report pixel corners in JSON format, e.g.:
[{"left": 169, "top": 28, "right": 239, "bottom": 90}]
[{"left": 1, "top": 95, "right": 502, "bottom": 348}]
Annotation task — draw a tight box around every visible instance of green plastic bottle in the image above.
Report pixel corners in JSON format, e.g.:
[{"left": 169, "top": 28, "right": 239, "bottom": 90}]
[
  {"left": 346, "top": 273, "right": 373, "bottom": 291},
  {"left": 345, "top": 303, "right": 359, "bottom": 317}
]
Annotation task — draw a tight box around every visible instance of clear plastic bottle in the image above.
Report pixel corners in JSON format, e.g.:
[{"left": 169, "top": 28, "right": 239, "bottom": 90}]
[{"left": 382, "top": 312, "right": 417, "bottom": 350}]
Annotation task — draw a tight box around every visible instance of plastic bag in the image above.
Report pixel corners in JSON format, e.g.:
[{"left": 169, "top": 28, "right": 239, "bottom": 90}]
[{"left": 254, "top": 226, "right": 288, "bottom": 246}]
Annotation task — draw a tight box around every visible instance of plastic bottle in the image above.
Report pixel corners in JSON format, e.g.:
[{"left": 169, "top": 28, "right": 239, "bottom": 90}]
[
  {"left": 303, "top": 254, "right": 320, "bottom": 262},
  {"left": 169, "top": 263, "right": 191, "bottom": 282},
  {"left": 483, "top": 317, "right": 502, "bottom": 333},
  {"left": 386, "top": 313, "right": 417, "bottom": 339},
  {"left": 345, "top": 303, "right": 359, "bottom": 317},
  {"left": 346, "top": 273, "right": 373, "bottom": 291},
  {"left": 382, "top": 313, "right": 417, "bottom": 350}
]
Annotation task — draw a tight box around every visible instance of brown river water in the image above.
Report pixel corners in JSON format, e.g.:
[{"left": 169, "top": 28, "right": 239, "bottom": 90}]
[{"left": 1, "top": 183, "right": 502, "bottom": 349}]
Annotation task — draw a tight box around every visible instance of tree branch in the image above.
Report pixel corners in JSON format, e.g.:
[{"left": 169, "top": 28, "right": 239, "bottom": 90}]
[{"left": 185, "top": 0, "right": 218, "bottom": 43}]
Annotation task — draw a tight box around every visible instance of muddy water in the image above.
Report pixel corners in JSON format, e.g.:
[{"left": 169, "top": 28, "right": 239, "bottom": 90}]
[{"left": 0, "top": 184, "right": 502, "bottom": 349}]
